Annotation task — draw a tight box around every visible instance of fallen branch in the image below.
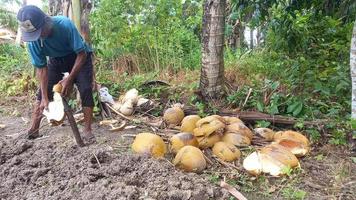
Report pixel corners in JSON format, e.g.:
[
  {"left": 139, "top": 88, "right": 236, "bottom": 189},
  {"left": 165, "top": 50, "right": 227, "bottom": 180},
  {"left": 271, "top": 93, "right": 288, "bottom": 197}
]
[
  {"left": 242, "top": 88, "right": 253, "bottom": 108},
  {"left": 220, "top": 181, "right": 248, "bottom": 200},
  {"left": 185, "top": 107, "right": 327, "bottom": 127},
  {"left": 92, "top": 152, "right": 102, "bottom": 168}
]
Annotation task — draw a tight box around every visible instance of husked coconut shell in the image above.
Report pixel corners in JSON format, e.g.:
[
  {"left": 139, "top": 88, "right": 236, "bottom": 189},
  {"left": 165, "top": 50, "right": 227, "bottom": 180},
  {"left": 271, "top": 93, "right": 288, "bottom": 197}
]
[
  {"left": 225, "top": 122, "right": 253, "bottom": 139},
  {"left": 132, "top": 133, "right": 167, "bottom": 158},
  {"left": 212, "top": 142, "right": 241, "bottom": 162},
  {"left": 170, "top": 132, "right": 199, "bottom": 153},
  {"left": 273, "top": 130, "right": 310, "bottom": 157},
  {"left": 173, "top": 146, "right": 206, "bottom": 173},
  {"left": 243, "top": 152, "right": 262, "bottom": 176},
  {"left": 253, "top": 128, "right": 275, "bottom": 141},
  {"left": 274, "top": 131, "right": 309, "bottom": 146},
  {"left": 260, "top": 144, "right": 299, "bottom": 176},
  {"left": 43, "top": 92, "right": 65, "bottom": 126},
  {"left": 194, "top": 116, "right": 225, "bottom": 137},
  {"left": 243, "top": 144, "right": 299, "bottom": 176},
  {"left": 196, "top": 133, "right": 221, "bottom": 149},
  {"left": 99, "top": 119, "right": 119, "bottom": 126},
  {"left": 180, "top": 115, "right": 201, "bottom": 133},
  {"left": 222, "top": 133, "right": 251, "bottom": 147},
  {"left": 274, "top": 139, "right": 310, "bottom": 157},
  {"left": 163, "top": 107, "right": 185, "bottom": 126}
]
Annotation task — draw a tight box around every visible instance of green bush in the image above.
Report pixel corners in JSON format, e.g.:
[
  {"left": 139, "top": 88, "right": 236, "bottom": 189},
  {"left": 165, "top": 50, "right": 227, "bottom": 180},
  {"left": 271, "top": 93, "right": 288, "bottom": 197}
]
[{"left": 90, "top": 0, "right": 202, "bottom": 72}]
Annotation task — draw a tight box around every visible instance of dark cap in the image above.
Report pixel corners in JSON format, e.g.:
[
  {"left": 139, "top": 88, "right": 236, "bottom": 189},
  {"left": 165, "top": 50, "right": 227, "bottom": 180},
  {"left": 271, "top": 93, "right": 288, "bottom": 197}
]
[{"left": 17, "top": 5, "right": 47, "bottom": 42}]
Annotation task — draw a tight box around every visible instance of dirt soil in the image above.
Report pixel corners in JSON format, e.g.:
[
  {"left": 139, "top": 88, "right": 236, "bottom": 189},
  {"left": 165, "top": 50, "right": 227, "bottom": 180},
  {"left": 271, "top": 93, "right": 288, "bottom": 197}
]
[
  {"left": 0, "top": 116, "right": 231, "bottom": 200},
  {"left": 0, "top": 102, "right": 355, "bottom": 200}
]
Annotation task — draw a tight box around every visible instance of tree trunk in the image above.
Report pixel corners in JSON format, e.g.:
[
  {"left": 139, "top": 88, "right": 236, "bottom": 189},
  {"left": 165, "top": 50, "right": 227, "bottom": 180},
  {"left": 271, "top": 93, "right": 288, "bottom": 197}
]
[
  {"left": 200, "top": 0, "right": 226, "bottom": 100},
  {"left": 351, "top": 20, "right": 356, "bottom": 119},
  {"left": 71, "top": 0, "right": 81, "bottom": 31},
  {"left": 80, "top": 0, "right": 92, "bottom": 44},
  {"left": 249, "top": 27, "right": 253, "bottom": 49},
  {"left": 48, "top": 0, "right": 62, "bottom": 16},
  {"left": 15, "top": 0, "right": 27, "bottom": 45}
]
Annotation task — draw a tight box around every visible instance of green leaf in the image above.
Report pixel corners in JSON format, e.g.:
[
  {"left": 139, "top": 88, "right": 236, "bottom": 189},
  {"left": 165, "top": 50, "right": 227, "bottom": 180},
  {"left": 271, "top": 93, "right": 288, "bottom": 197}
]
[
  {"left": 288, "top": 101, "right": 303, "bottom": 116},
  {"left": 257, "top": 101, "right": 264, "bottom": 112},
  {"left": 351, "top": 157, "right": 356, "bottom": 164}
]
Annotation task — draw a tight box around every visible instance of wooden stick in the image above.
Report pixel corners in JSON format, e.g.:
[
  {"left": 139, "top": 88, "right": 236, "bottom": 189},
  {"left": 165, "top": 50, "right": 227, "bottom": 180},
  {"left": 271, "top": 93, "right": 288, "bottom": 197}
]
[
  {"left": 203, "top": 154, "right": 214, "bottom": 165},
  {"left": 220, "top": 181, "right": 248, "bottom": 200},
  {"left": 106, "top": 104, "right": 132, "bottom": 121},
  {"left": 242, "top": 88, "right": 253, "bottom": 108},
  {"left": 92, "top": 152, "right": 102, "bottom": 168}
]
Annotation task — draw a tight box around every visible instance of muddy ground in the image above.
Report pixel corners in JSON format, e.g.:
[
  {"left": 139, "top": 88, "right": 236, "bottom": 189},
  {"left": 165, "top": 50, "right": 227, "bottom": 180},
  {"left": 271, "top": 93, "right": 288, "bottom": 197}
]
[{"left": 0, "top": 101, "right": 355, "bottom": 200}]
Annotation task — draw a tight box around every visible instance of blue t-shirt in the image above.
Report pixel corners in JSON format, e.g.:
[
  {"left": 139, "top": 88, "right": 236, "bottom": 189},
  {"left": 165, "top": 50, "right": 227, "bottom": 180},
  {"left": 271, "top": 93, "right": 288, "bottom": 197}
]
[{"left": 27, "top": 16, "right": 91, "bottom": 68}]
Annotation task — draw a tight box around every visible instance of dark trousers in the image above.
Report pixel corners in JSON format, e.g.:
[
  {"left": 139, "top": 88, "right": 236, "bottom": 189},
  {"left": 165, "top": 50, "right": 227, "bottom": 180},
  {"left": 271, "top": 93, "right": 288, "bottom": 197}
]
[{"left": 36, "top": 52, "right": 94, "bottom": 107}]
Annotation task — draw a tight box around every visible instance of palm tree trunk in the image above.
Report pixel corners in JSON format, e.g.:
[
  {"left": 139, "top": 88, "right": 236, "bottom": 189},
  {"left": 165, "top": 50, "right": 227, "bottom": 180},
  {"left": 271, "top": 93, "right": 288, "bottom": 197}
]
[
  {"left": 200, "top": 0, "right": 226, "bottom": 100},
  {"left": 351, "top": 20, "right": 356, "bottom": 119},
  {"left": 71, "top": 0, "right": 81, "bottom": 31},
  {"left": 80, "top": 0, "right": 92, "bottom": 44}
]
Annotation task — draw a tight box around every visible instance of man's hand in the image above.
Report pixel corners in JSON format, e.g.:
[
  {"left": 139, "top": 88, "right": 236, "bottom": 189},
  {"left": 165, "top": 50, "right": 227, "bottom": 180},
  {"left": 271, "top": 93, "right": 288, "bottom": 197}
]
[
  {"left": 59, "top": 77, "right": 73, "bottom": 97},
  {"left": 40, "top": 98, "right": 49, "bottom": 112}
]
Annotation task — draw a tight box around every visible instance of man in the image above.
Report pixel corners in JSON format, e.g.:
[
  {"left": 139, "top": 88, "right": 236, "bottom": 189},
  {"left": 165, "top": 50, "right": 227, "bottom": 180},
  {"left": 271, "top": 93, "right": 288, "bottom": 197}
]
[{"left": 17, "top": 5, "right": 95, "bottom": 142}]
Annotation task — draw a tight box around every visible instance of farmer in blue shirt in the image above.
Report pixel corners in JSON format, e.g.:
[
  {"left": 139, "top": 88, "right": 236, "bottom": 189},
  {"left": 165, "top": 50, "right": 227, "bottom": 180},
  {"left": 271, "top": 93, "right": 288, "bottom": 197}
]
[{"left": 17, "top": 5, "right": 95, "bottom": 142}]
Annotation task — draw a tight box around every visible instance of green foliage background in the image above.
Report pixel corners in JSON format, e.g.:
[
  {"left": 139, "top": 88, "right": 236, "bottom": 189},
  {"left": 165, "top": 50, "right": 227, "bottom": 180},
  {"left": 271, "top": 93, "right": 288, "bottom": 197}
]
[{"left": 1, "top": 0, "right": 355, "bottom": 125}]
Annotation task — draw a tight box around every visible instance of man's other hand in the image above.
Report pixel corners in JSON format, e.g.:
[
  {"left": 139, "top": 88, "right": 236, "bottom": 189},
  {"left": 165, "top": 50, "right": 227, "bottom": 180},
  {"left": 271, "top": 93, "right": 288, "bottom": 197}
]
[
  {"left": 59, "top": 77, "right": 73, "bottom": 97},
  {"left": 40, "top": 98, "right": 49, "bottom": 112}
]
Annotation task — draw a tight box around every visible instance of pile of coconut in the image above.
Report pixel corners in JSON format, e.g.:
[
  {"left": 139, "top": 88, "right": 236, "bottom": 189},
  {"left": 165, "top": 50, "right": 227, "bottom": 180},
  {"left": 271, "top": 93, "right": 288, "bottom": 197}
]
[
  {"left": 108, "top": 88, "right": 154, "bottom": 116},
  {"left": 131, "top": 104, "right": 310, "bottom": 176}
]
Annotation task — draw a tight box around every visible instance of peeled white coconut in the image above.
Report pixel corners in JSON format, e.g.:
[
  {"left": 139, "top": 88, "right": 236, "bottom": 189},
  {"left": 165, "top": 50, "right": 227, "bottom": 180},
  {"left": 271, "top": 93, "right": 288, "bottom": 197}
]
[
  {"left": 243, "top": 144, "right": 299, "bottom": 176},
  {"left": 43, "top": 92, "right": 65, "bottom": 126},
  {"left": 113, "top": 101, "right": 122, "bottom": 111},
  {"left": 119, "top": 100, "right": 134, "bottom": 116},
  {"left": 122, "top": 89, "right": 139, "bottom": 105}
]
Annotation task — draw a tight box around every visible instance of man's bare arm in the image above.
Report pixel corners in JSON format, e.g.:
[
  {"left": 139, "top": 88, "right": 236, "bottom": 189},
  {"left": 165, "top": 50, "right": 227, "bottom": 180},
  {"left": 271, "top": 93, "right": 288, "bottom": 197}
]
[{"left": 36, "top": 66, "right": 49, "bottom": 110}]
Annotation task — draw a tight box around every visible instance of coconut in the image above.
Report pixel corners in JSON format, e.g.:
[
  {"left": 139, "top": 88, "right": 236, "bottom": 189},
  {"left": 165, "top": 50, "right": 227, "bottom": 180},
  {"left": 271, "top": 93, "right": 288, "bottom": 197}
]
[
  {"left": 222, "top": 133, "right": 251, "bottom": 147},
  {"left": 222, "top": 116, "right": 243, "bottom": 124},
  {"left": 42, "top": 92, "right": 65, "bottom": 126},
  {"left": 131, "top": 133, "right": 167, "bottom": 158},
  {"left": 243, "top": 152, "right": 262, "bottom": 175},
  {"left": 212, "top": 142, "right": 241, "bottom": 162},
  {"left": 225, "top": 122, "right": 253, "bottom": 139},
  {"left": 253, "top": 128, "right": 275, "bottom": 141},
  {"left": 180, "top": 115, "right": 201, "bottom": 133},
  {"left": 170, "top": 132, "right": 199, "bottom": 153},
  {"left": 52, "top": 83, "right": 62, "bottom": 93},
  {"left": 119, "top": 100, "right": 134, "bottom": 116},
  {"left": 196, "top": 133, "right": 221, "bottom": 149},
  {"left": 173, "top": 146, "right": 206, "bottom": 173},
  {"left": 112, "top": 101, "right": 122, "bottom": 111},
  {"left": 122, "top": 88, "right": 139, "bottom": 105},
  {"left": 163, "top": 107, "right": 185, "bottom": 126},
  {"left": 243, "top": 144, "right": 299, "bottom": 176},
  {"left": 194, "top": 116, "right": 225, "bottom": 137},
  {"left": 273, "top": 130, "right": 310, "bottom": 157}
]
